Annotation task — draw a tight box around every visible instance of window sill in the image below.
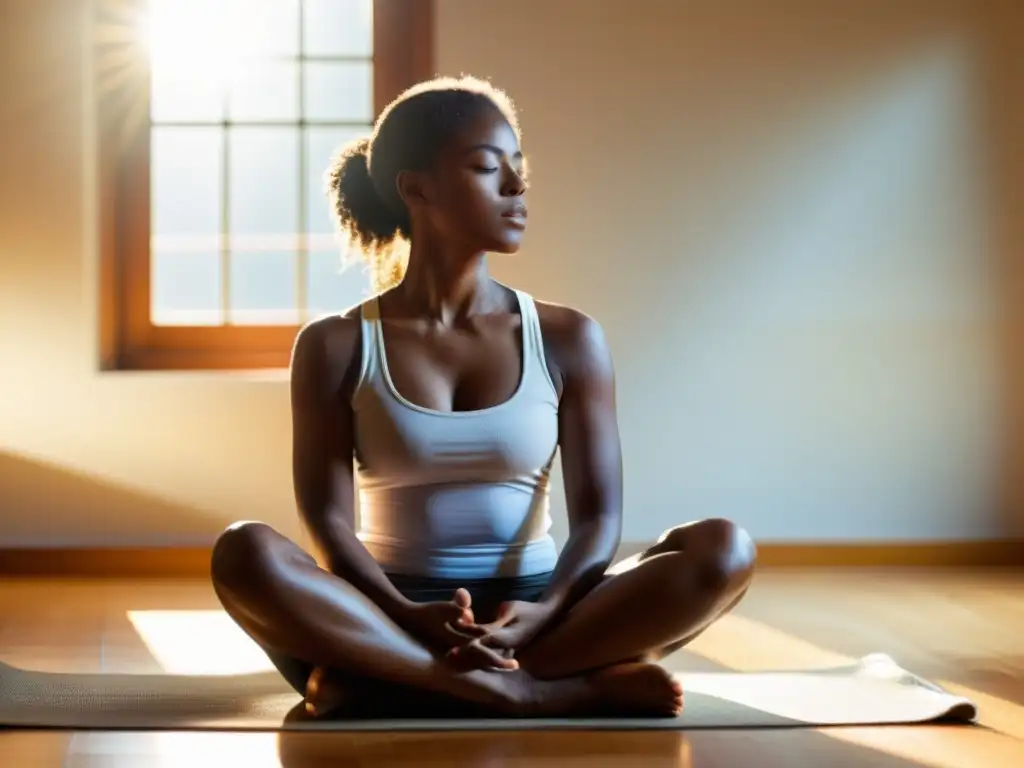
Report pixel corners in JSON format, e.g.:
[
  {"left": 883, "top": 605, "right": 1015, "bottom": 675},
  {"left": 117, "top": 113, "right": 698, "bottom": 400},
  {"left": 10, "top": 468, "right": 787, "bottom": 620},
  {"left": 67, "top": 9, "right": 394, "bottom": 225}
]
[
  {"left": 98, "top": 345, "right": 292, "bottom": 380},
  {"left": 96, "top": 365, "right": 291, "bottom": 382},
  {"left": 99, "top": 340, "right": 295, "bottom": 375}
]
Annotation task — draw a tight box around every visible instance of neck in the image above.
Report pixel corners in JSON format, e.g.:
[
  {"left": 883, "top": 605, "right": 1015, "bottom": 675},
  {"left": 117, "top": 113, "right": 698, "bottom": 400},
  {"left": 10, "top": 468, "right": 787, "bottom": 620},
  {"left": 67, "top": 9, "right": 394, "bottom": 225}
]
[{"left": 398, "top": 238, "right": 500, "bottom": 322}]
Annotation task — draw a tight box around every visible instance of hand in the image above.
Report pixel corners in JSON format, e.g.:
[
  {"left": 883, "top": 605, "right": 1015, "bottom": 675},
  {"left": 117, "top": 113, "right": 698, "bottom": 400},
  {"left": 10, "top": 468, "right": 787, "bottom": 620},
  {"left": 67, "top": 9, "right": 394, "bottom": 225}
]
[
  {"left": 471, "top": 600, "right": 557, "bottom": 654},
  {"left": 396, "top": 589, "right": 518, "bottom": 671}
]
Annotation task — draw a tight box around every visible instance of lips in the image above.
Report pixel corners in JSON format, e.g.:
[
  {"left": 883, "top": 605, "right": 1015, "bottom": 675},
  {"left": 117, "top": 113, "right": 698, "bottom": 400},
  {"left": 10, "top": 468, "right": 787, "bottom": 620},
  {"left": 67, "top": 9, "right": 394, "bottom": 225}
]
[{"left": 502, "top": 204, "right": 528, "bottom": 219}]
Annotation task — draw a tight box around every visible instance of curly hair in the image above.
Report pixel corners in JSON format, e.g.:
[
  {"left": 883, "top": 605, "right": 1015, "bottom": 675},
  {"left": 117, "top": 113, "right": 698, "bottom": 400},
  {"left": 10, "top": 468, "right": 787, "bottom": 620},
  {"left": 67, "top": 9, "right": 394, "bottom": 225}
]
[{"left": 324, "top": 75, "right": 521, "bottom": 293}]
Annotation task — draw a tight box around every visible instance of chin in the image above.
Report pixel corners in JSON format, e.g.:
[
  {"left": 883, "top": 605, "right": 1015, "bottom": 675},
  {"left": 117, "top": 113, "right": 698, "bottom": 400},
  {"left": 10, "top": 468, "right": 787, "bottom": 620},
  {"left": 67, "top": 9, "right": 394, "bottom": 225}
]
[
  {"left": 492, "top": 241, "right": 523, "bottom": 255},
  {"left": 487, "top": 230, "right": 526, "bottom": 254}
]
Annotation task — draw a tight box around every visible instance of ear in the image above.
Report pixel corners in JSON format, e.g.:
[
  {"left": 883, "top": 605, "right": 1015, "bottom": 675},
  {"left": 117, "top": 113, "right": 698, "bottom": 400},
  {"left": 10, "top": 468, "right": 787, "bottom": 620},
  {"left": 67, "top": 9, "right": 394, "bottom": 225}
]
[{"left": 395, "top": 169, "right": 432, "bottom": 209}]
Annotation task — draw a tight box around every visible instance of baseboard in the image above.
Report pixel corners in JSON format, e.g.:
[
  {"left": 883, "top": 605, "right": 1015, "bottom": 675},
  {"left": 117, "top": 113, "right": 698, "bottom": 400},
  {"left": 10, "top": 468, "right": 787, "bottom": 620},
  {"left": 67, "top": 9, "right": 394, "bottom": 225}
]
[
  {"left": 750, "top": 540, "right": 1024, "bottom": 568},
  {"left": 619, "top": 540, "right": 1024, "bottom": 568},
  {"left": 0, "top": 540, "right": 1021, "bottom": 578}
]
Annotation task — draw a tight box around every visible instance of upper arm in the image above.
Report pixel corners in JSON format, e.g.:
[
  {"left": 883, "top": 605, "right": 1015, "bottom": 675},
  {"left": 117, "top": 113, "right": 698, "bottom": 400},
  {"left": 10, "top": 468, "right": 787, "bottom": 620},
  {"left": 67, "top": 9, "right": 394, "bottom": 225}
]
[
  {"left": 289, "top": 312, "right": 361, "bottom": 548},
  {"left": 540, "top": 305, "right": 624, "bottom": 532}
]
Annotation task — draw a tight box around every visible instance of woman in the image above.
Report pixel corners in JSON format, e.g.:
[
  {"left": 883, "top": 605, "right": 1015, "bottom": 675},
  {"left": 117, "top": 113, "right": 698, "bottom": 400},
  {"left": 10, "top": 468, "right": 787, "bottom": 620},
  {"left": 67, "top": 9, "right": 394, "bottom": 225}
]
[{"left": 211, "top": 75, "right": 756, "bottom": 719}]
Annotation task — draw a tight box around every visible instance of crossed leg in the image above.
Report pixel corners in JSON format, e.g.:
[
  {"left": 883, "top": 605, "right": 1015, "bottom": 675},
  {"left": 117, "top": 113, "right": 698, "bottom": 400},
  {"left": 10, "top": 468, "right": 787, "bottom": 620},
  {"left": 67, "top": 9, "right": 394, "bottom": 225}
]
[
  {"left": 516, "top": 517, "right": 757, "bottom": 679},
  {"left": 210, "top": 517, "right": 755, "bottom": 717},
  {"left": 210, "top": 523, "right": 529, "bottom": 714}
]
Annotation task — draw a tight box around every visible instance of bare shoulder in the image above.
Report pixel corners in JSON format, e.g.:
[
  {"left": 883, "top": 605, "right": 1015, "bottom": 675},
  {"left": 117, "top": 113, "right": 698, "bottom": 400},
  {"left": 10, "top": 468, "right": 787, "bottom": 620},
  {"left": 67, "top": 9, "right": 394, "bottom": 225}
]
[
  {"left": 533, "top": 298, "right": 614, "bottom": 385},
  {"left": 289, "top": 302, "right": 367, "bottom": 399}
]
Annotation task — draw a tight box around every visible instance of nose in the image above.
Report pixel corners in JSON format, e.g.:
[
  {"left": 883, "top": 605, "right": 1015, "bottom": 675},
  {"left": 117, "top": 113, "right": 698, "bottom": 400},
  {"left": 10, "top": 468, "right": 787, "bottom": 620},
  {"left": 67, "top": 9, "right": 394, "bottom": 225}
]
[{"left": 501, "top": 164, "right": 527, "bottom": 197}]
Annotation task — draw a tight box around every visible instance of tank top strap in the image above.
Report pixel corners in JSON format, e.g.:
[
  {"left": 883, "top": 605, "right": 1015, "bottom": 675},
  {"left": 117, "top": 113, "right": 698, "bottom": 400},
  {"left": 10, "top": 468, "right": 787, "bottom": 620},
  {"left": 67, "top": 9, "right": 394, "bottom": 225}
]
[
  {"left": 513, "top": 289, "right": 559, "bottom": 399},
  {"left": 353, "top": 297, "right": 383, "bottom": 399}
]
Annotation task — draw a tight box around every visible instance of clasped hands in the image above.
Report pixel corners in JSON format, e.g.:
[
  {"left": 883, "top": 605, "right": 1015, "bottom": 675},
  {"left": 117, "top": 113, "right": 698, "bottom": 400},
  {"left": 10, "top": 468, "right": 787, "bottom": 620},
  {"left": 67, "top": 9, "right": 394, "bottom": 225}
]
[{"left": 398, "top": 588, "right": 554, "bottom": 671}]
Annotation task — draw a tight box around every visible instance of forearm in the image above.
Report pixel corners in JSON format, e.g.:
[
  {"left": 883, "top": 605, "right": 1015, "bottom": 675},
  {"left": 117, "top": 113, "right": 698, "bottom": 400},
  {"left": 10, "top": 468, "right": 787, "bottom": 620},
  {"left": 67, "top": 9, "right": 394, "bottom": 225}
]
[
  {"left": 314, "top": 513, "right": 415, "bottom": 622},
  {"left": 540, "top": 515, "right": 621, "bottom": 618}
]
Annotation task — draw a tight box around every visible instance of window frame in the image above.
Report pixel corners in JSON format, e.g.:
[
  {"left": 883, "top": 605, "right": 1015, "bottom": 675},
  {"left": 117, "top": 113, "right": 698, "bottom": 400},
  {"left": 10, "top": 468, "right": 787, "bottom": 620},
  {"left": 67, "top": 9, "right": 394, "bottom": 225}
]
[{"left": 97, "top": 0, "right": 434, "bottom": 371}]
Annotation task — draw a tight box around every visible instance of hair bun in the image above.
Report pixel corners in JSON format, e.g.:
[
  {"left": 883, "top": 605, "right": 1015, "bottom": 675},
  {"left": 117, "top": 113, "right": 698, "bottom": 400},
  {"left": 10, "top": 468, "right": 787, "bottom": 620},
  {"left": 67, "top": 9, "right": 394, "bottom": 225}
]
[{"left": 325, "top": 137, "right": 403, "bottom": 250}]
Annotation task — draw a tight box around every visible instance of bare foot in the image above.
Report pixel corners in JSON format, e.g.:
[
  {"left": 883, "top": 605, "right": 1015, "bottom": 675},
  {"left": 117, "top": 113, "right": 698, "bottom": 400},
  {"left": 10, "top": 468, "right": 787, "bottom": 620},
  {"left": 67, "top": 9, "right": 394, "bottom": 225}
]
[
  {"left": 588, "top": 663, "right": 684, "bottom": 717},
  {"left": 304, "top": 666, "right": 350, "bottom": 717},
  {"left": 307, "top": 661, "right": 681, "bottom": 720},
  {"left": 502, "top": 662, "right": 683, "bottom": 718}
]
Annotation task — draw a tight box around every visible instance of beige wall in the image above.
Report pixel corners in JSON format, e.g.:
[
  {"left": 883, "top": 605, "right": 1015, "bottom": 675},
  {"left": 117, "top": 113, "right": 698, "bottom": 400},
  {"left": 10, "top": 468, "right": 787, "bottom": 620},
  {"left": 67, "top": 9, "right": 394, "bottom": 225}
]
[{"left": 0, "top": 0, "right": 1020, "bottom": 548}]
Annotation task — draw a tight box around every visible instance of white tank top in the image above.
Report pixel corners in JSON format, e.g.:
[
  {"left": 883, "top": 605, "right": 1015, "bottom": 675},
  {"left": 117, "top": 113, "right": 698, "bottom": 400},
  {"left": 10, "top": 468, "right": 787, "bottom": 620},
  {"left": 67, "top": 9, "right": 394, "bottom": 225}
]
[{"left": 351, "top": 289, "right": 560, "bottom": 579}]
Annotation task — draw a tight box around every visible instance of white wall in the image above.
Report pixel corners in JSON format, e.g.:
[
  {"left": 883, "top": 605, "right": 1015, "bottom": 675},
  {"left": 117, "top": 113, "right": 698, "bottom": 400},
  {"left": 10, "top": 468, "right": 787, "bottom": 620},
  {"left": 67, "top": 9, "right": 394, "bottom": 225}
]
[{"left": 0, "top": 0, "right": 1020, "bottom": 547}]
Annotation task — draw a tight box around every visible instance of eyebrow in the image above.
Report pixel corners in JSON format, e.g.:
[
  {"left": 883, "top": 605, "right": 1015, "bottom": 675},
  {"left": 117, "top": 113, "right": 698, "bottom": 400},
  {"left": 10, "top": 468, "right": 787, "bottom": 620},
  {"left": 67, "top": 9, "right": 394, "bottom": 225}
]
[{"left": 462, "top": 143, "right": 523, "bottom": 160}]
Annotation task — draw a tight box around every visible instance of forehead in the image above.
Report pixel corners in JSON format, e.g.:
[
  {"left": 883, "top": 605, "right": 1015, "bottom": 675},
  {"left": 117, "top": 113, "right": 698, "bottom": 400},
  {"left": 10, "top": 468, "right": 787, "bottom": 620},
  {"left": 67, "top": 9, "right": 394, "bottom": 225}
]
[{"left": 443, "top": 108, "right": 521, "bottom": 158}]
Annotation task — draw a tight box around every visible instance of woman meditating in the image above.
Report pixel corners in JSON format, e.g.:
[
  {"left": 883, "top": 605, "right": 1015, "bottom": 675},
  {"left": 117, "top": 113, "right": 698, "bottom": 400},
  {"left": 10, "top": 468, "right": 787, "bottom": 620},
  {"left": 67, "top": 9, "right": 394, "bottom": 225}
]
[{"left": 211, "top": 75, "right": 757, "bottom": 719}]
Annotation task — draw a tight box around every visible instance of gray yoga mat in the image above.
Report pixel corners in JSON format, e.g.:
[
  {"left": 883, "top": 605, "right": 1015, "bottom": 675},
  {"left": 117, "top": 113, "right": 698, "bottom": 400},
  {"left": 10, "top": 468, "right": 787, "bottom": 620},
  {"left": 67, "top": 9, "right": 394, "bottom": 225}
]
[{"left": 0, "top": 654, "right": 976, "bottom": 731}]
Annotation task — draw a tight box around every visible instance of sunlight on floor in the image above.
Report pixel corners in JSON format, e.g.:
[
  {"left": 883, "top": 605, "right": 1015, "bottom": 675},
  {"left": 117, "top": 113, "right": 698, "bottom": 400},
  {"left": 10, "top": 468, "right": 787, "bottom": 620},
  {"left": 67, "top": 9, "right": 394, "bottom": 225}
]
[
  {"left": 123, "top": 608, "right": 1024, "bottom": 768},
  {"left": 126, "top": 610, "right": 276, "bottom": 676},
  {"left": 686, "top": 613, "right": 1024, "bottom": 766},
  {"left": 683, "top": 663, "right": 971, "bottom": 726},
  {"left": 151, "top": 732, "right": 282, "bottom": 768}
]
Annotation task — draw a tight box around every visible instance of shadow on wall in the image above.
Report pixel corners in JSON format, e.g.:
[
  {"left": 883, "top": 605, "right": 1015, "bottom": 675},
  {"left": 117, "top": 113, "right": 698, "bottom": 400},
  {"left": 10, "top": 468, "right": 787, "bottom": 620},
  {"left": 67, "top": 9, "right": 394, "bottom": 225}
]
[{"left": 0, "top": 449, "right": 220, "bottom": 547}]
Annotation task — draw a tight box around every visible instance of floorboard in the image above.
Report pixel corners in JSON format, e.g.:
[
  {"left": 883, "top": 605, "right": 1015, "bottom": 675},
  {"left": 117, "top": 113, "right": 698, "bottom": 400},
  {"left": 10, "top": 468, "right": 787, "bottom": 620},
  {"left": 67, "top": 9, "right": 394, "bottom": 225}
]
[{"left": 1, "top": 568, "right": 1021, "bottom": 767}]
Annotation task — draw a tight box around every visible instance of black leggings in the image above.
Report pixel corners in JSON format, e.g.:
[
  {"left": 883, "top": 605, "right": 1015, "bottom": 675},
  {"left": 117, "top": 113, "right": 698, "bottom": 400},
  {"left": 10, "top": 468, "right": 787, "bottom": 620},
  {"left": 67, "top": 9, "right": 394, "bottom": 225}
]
[{"left": 263, "top": 570, "right": 553, "bottom": 694}]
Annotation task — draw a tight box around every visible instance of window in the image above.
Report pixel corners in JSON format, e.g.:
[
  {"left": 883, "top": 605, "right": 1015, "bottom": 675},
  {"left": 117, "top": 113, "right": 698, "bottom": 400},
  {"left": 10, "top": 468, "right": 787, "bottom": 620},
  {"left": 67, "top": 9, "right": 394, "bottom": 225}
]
[{"left": 97, "top": 0, "right": 433, "bottom": 370}]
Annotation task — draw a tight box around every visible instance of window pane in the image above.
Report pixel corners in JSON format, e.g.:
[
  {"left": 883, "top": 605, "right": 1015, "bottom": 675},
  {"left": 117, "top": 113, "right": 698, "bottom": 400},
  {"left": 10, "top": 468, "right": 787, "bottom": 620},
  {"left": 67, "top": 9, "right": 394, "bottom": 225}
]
[
  {"left": 151, "top": 127, "right": 223, "bottom": 238},
  {"left": 147, "top": 0, "right": 224, "bottom": 122},
  {"left": 228, "top": 128, "right": 300, "bottom": 247},
  {"left": 152, "top": 251, "right": 222, "bottom": 326},
  {"left": 304, "top": 126, "right": 367, "bottom": 234},
  {"left": 303, "top": 0, "right": 373, "bottom": 57},
  {"left": 151, "top": 69, "right": 224, "bottom": 123},
  {"left": 147, "top": 0, "right": 298, "bottom": 119},
  {"left": 229, "top": 251, "right": 299, "bottom": 325},
  {"left": 303, "top": 61, "right": 373, "bottom": 122},
  {"left": 230, "top": 0, "right": 300, "bottom": 58},
  {"left": 227, "top": 61, "right": 300, "bottom": 121},
  {"left": 307, "top": 249, "right": 371, "bottom": 317}
]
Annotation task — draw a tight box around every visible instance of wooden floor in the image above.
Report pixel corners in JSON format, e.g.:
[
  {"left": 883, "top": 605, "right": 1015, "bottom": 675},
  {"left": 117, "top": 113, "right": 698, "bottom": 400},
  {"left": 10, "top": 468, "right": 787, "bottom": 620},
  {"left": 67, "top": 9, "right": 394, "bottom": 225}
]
[{"left": 1, "top": 568, "right": 1022, "bottom": 767}]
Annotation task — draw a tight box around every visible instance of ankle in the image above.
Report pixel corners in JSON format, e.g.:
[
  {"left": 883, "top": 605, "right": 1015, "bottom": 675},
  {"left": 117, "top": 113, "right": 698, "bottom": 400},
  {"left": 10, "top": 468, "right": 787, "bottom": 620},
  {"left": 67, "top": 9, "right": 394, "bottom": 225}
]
[
  {"left": 466, "top": 667, "right": 532, "bottom": 715},
  {"left": 516, "top": 651, "right": 557, "bottom": 681}
]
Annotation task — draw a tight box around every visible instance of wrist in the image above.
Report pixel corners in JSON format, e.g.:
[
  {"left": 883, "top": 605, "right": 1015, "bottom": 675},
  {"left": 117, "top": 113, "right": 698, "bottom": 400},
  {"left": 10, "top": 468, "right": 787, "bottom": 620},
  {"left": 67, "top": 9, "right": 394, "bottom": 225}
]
[
  {"left": 536, "top": 596, "right": 564, "bottom": 619},
  {"left": 382, "top": 593, "right": 417, "bottom": 622}
]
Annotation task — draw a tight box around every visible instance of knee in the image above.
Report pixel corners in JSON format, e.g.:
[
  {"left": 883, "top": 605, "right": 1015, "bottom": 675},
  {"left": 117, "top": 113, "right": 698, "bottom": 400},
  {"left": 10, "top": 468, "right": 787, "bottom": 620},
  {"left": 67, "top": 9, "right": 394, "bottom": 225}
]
[
  {"left": 704, "top": 518, "right": 757, "bottom": 588},
  {"left": 210, "top": 520, "right": 279, "bottom": 594},
  {"left": 663, "top": 518, "right": 757, "bottom": 589}
]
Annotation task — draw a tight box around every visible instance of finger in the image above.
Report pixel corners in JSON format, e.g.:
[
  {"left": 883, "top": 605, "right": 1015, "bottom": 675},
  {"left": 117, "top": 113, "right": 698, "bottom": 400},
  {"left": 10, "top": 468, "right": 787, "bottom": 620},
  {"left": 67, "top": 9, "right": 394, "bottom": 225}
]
[
  {"left": 494, "top": 601, "right": 516, "bottom": 621},
  {"left": 451, "top": 621, "right": 489, "bottom": 637},
  {"left": 444, "top": 621, "right": 488, "bottom": 640},
  {"left": 440, "top": 601, "right": 474, "bottom": 627},
  {"left": 479, "top": 629, "right": 514, "bottom": 650},
  {"left": 471, "top": 638, "right": 519, "bottom": 669},
  {"left": 448, "top": 639, "right": 518, "bottom": 671},
  {"left": 448, "top": 591, "right": 476, "bottom": 627},
  {"left": 476, "top": 604, "right": 518, "bottom": 633},
  {"left": 476, "top": 614, "right": 516, "bottom": 634}
]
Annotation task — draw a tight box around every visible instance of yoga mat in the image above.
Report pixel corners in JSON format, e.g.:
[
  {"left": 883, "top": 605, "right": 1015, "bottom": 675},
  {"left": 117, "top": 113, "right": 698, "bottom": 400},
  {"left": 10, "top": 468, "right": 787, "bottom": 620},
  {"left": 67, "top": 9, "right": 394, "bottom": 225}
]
[{"left": 0, "top": 654, "right": 976, "bottom": 731}]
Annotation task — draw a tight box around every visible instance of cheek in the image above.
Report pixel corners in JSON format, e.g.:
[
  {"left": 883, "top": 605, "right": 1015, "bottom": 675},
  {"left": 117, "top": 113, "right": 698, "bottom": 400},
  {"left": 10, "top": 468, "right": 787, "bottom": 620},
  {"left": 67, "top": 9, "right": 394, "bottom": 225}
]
[{"left": 437, "top": 180, "right": 496, "bottom": 227}]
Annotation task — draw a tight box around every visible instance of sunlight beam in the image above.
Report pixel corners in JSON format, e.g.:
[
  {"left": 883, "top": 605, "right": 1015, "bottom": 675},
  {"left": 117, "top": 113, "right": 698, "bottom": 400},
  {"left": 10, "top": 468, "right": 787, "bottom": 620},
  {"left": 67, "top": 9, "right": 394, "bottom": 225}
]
[
  {"left": 125, "top": 607, "right": 1024, "bottom": 766},
  {"left": 682, "top": 613, "right": 1024, "bottom": 758},
  {"left": 126, "top": 610, "right": 276, "bottom": 676}
]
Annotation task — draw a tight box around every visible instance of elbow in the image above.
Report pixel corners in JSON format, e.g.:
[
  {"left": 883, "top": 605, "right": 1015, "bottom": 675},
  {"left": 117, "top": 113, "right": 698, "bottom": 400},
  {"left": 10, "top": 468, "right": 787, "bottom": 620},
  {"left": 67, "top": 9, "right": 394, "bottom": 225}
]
[
  {"left": 296, "top": 503, "right": 357, "bottom": 570},
  {"left": 600, "top": 515, "right": 623, "bottom": 555},
  {"left": 571, "top": 509, "right": 622, "bottom": 554}
]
